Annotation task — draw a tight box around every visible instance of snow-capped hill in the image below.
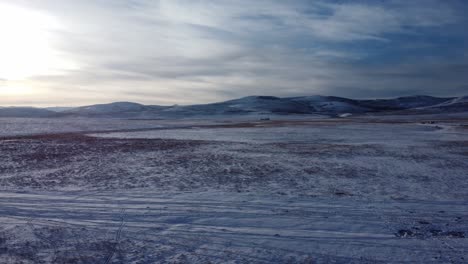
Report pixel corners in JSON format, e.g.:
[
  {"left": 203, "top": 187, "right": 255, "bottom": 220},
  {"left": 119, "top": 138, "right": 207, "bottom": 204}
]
[
  {"left": 437, "top": 95, "right": 468, "bottom": 105},
  {"left": 0, "top": 107, "right": 62, "bottom": 118},
  {"left": 422, "top": 95, "right": 468, "bottom": 111},
  {"left": 360, "top": 95, "right": 453, "bottom": 111},
  {"left": 161, "top": 96, "right": 313, "bottom": 116},
  {"left": 290, "top": 95, "right": 328, "bottom": 102},
  {"left": 2, "top": 95, "right": 467, "bottom": 118},
  {"left": 66, "top": 102, "right": 148, "bottom": 115},
  {"left": 223, "top": 96, "right": 311, "bottom": 114},
  {"left": 289, "top": 96, "right": 371, "bottom": 113},
  {"left": 393, "top": 95, "right": 453, "bottom": 108},
  {"left": 46, "top": 107, "right": 74, "bottom": 112}
]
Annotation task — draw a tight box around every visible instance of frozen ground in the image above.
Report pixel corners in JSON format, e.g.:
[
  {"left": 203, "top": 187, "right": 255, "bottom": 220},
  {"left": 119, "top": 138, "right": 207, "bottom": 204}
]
[
  {"left": 0, "top": 115, "right": 327, "bottom": 137},
  {"left": 0, "top": 117, "right": 243, "bottom": 137},
  {"left": 1, "top": 191, "right": 467, "bottom": 263},
  {"left": 1, "top": 116, "right": 468, "bottom": 263}
]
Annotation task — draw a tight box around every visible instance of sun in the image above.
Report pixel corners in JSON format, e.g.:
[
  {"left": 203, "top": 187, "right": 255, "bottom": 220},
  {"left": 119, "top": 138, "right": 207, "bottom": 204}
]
[{"left": 0, "top": 4, "right": 74, "bottom": 81}]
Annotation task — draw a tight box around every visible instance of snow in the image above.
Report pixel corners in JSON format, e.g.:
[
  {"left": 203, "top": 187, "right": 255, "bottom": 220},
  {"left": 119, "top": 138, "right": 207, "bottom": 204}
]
[
  {"left": 0, "top": 117, "right": 225, "bottom": 137},
  {"left": 66, "top": 102, "right": 148, "bottom": 114},
  {"left": 0, "top": 192, "right": 468, "bottom": 263},
  {"left": 0, "top": 190, "right": 467, "bottom": 263},
  {"left": 428, "top": 95, "right": 468, "bottom": 108},
  {"left": 1, "top": 115, "right": 468, "bottom": 263},
  {"left": 91, "top": 122, "right": 465, "bottom": 146},
  {"left": 2, "top": 95, "right": 467, "bottom": 119},
  {"left": 0, "top": 118, "right": 159, "bottom": 137}
]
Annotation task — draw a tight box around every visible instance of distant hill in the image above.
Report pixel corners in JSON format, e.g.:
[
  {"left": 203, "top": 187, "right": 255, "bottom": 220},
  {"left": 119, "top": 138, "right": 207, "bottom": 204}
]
[
  {"left": 65, "top": 102, "right": 147, "bottom": 115},
  {"left": 45, "top": 107, "right": 74, "bottom": 112},
  {"left": 288, "top": 96, "right": 372, "bottom": 113},
  {"left": 359, "top": 95, "right": 454, "bottom": 111},
  {"left": 1, "top": 95, "right": 466, "bottom": 118},
  {"left": 159, "top": 96, "right": 313, "bottom": 116},
  {"left": 422, "top": 95, "right": 468, "bottom": 111},
  {"left": 0, "top": 107, "right": 63, "bottom": 118}
]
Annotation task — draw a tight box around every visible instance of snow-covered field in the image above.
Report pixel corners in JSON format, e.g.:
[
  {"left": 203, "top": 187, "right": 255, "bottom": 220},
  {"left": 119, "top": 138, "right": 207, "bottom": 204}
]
[
  {"left": 0, "top": 115, "right": 328, "bottom": 137},
  {"left": 0, "top": 117, "right": 241, "bottom": 137},
  {"left": 0, "top": 118, "right": 163, "bottom": 137},
  {"left": 1, "top": 190, "right": 467, "bottom": 263},
  {"left": 1, "top": 116, "right": 467, "bottom": 263}
]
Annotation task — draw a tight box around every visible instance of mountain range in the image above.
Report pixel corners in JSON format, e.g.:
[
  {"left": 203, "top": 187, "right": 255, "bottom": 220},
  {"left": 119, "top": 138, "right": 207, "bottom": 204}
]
[{"left": 1, "top": 95, "right": 467, "bottom": 118}]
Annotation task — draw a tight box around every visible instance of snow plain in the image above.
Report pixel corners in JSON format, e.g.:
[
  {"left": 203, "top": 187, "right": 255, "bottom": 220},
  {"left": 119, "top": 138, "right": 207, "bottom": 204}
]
[{"left": 1, "top": 116, "right": 467, "bottom": 263}]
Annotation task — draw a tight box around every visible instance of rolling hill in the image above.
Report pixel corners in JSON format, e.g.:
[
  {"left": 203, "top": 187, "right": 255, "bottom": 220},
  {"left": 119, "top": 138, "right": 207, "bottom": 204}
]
[{"left": 1, "top": 95, "right": 466, "bottom": 118}]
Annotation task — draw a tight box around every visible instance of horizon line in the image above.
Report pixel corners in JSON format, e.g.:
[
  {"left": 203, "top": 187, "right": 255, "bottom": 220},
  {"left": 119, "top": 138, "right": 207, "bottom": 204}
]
[{"left": 1, "top": 93, "right": 465, "bottom": 108}]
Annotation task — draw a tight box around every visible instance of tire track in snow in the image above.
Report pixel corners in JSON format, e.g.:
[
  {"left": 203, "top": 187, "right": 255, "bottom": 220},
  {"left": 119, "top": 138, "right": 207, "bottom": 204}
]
[{"left": 104, "top": 208, "right": 126, "bottom": 264}]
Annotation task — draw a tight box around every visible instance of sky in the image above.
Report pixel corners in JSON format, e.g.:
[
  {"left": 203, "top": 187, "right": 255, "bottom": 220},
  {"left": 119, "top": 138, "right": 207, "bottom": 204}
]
[{"left": 0, "top": 0, "right": 467, "bottom": 106}]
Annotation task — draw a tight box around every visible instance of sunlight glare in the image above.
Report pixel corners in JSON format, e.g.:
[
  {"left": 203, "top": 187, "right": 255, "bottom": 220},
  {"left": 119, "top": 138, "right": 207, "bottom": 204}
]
[
  {"left": 0, "top": 4, "right": 75, "bottom": 81},
  {"left": 0, "top": 85, "right": 34, "bottom": 96}
]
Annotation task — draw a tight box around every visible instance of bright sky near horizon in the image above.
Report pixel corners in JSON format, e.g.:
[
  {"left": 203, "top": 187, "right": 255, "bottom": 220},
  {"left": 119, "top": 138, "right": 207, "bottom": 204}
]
[{"left": 0, "top": 0, "right": 467, "bottom": 106}]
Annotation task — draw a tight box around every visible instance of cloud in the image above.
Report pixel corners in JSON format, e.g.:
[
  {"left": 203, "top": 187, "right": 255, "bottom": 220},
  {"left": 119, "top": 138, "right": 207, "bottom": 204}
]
[
  {"left": 1, "top": 0, "right": 467, "bottom": 106},
  {"left": 304, "top": 0, "right": 459, "bottom": 41}
]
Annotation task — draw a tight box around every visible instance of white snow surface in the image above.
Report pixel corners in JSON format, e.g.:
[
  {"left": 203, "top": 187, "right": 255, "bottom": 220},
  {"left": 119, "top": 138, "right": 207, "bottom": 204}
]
[
  {"left": 91, "top": 122, "right": 466, "bottom": 145},
  {"left": 0, "top": 117, "right": 228, "bottom": 137},
  {"left": 1, "top": 190, "right": 467, "bottom": 263},
  {"left": 1, "top": 115, "right": 468, "bottom": 263}
]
